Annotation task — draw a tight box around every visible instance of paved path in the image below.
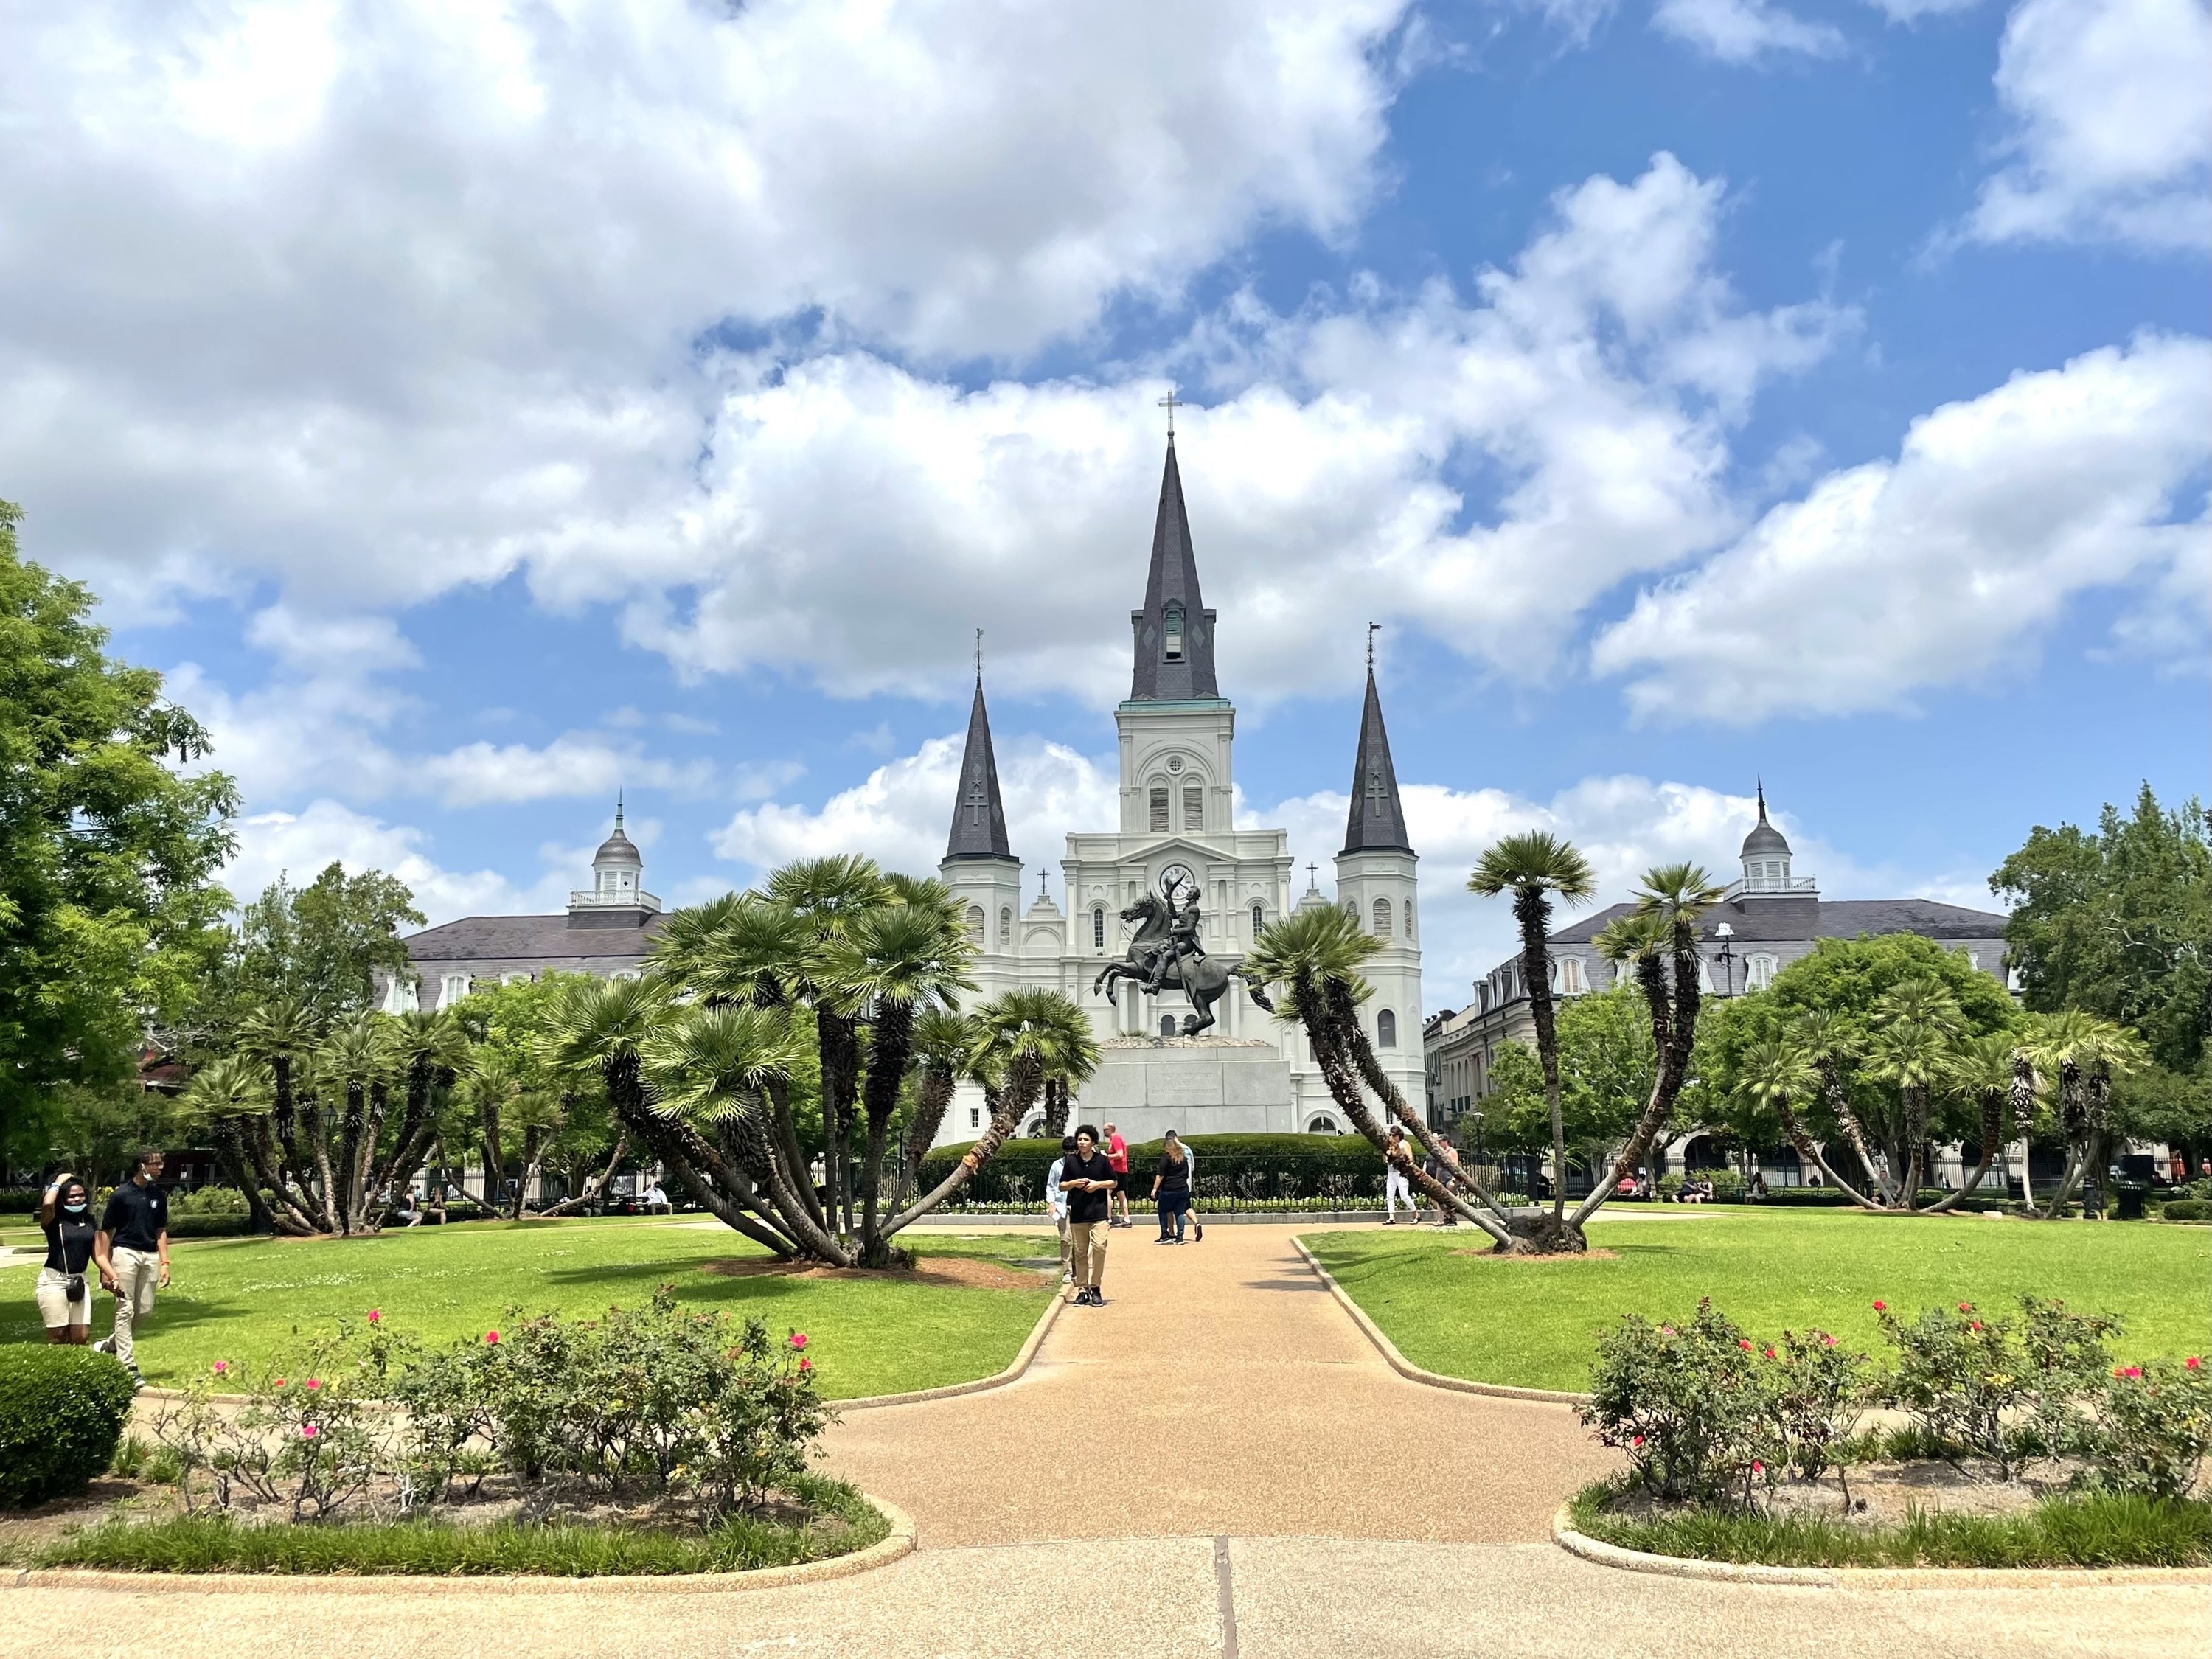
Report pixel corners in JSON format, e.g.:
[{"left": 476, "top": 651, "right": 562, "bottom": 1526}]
[
  {"left": 6, "top": 1222, "right": 2202, "bottom": 1658},
  {"left": 824, "top": 1220, "right": 1611, "bottom": 1545}
]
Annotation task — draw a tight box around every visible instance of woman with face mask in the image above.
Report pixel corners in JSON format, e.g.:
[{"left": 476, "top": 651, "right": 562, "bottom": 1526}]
[{"left": 36, "top": 1172, "right": 98, "bottom": 1343}]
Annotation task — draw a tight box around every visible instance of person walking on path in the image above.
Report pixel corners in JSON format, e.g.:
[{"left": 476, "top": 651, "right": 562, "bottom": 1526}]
[
  {"left": 1104, "top": 1122, "right": 1132, "bottom": 1228},
  {"left": 34, "top": 1172, "right": 97, "bottom": 1344},
  {"left": 1150, "top": 1130, "right": 1203, "bottom": 1244},
  {"left": 92, "top": 1149, "right": 170, "bottom": 1385},
  {"left": 1060, "top": 1126, "right": 1118, "bottom": 1305},
  {"left": 1383, "top": 1126, "right": 1419, "bottom": 1224},
  {"left": 1043, "top": 1134, "right": 1077, "bottom": 1282}
]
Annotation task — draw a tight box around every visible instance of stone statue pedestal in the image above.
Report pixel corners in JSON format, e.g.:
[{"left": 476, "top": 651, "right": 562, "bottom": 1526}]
[{"left": 1077, "top": 1037, "right": 1296, "bottom": 1139}]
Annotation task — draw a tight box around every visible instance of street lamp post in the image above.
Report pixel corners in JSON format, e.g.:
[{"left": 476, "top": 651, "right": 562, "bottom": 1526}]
[{"left": 1714, "top": 922, "right": 1738, "bottom": 999}]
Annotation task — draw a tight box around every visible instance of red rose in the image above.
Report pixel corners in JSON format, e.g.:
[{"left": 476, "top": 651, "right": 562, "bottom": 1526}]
[{"left": 1871, "top": 1301, "right": 1885, "bottom": 1312}]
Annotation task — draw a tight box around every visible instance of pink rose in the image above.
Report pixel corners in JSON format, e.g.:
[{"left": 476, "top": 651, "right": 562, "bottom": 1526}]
[
  {"left": 2188, "top": 1357, "right": 2202, "bottom": 1371},
  {"left": 1970, "top": 1321, "right": 1983, "bottom": 1331},
  {"left": 273, "top": 1377, "right": 286, "bottom": 1388},
  {"left": 212, "top": 1360, "right": 228, "bottom": 1375},
  {"left": 366, "top": 1310, "right": 381, "bottom": 1324},
  {"left": 2124, "top": 1366, "right": 2143, "bottom": 1379},
  {"left": 798, "top": 1357, "right": 813, "bottom": 1372},
  {"left": 1958, "top": 1302, "right": 1972, "bottom": 1313},
  {"left": 1822, "top": 1335, "right": 1836, "bottom": 1347},
  {"left": 1632, "top": 1435, "right": 1645, "bottom": 1447},
  {"left": 1871, "top": 1301, "right": 1885, "bottom": 1312},
  {"left": 485, "top": 1330, "right": 501, "bottom": 1346},
  {"left": 302, "top": 1425, "right": 319, "bottom": 1439},
  {"left": 305, "top": 1379, "right": 321, "bottom": 1391},
  {"left": 1762, "top": 1346, "right": 1776, "bottom": 1360},
  {"left": 1738, "top": 1340, "right": 1753, "bottom": 1352},
  {"left": 1752, "top": 1461, "right": 1764, "bottom": 1475},
  {"left": 789, "top": 1332, "right": 809, "bottom": 1351}
]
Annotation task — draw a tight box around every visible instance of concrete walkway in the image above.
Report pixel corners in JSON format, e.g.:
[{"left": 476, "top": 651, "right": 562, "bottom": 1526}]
[{"left": 6, "top": 1223, "right": 2202, "bottom": 1658}]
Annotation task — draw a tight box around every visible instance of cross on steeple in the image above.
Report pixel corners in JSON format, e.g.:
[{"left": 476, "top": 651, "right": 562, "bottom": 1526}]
[
  {"left": 1158, "top": 385, "right": 1183, "bottom": 440},
  {"left": 965, "top": 773, "right": 988, "bottom": 826},
  {"left": 1366, "top": 621, "right": 1378, "bottom": 671}
]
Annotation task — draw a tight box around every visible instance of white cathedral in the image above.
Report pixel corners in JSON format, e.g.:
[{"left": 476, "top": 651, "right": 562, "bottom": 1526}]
[
  {"left": 394, "top": 437, "right": 1427, "bottom": 1145},
  {"left": 929, "top": 437, "right": 1425, "bottom": 1146}
]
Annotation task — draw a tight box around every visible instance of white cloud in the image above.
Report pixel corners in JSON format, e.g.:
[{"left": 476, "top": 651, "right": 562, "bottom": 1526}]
[
  {"left": 224, "top": 801, "right": 560, "bottom": 926},
  {"left": 1861, "top": 0, "right": 1983, "bottom": 18},
  {"left": 1966, "top": 0, "right": 2212, "bottom": 251},
  {"left": 1652, "top": 0, "right": 1846, "bottom": 60},
  {"left": 616, "top": 156, "right": 1843, "bottom": 703},
  {"left": 2, "top": 0, "right": 1410, "bottom": 615},
  {"left": 1591, "top": 333, "right": 2212, "bottom": 721},
  {"left": 418, "top": 738, "right": 714, "bottom": 810},
  {"left": 712, "top": 732, "right": 1119, "bottom": 883}
]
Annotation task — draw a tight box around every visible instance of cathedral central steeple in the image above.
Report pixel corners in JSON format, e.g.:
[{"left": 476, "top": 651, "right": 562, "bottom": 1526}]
[
  {"left": 945, "top": 655, "right": 1015, "bottom": 863},
  {"left": 1128, "top": 439, "right": 1220, "bottom": 702}
]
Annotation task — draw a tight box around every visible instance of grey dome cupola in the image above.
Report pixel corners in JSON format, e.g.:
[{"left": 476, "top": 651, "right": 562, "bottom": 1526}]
[
  {"left": 569, "top": 796, "right": 661, "bottom": 922},
  {"left": 1739, "top": 782, "right": 1796, "bottom": 892}
]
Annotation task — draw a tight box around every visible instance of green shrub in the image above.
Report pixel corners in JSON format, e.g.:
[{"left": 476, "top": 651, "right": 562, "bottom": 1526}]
[
  {"left": 169, "top": 1186, "right": 248, "bottom": 1217},
  {"left": 2076, "top": 1358, "right": 2212, "bottom": 1498},
  {"left": 1707, "top": 1169, "right": 1745, "bottom": 1200},
  {"left": 0, "top": 1346, "right": 138, "bottom": 1509},
  {"left": 2159, "top": 1199, "right": 2212, "bottom": 1222},
  {"left": 166, "top": 1214, "right": 255, "bottom": 1239},
  {"left": 1655, "top": 1173, "right": 1685, "bottom": 1200},
  {"left": 919, "top": 1132, "right": 1382, "bottom": 1205},
  {"left": 1579, "top": 1299, "right": 1773, "bottom": 1504},
  {"left": 1756, "top": 1187, "right": 1854, "bottom": 1206},
  {"left": 1876, "top": 1295, "right": 2116, "bottom": 1477}
]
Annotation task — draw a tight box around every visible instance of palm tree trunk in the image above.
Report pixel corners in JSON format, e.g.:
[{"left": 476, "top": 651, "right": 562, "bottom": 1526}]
[
  {"left": 1820, "top": 1065, "right": 1892, "bottom": 1208},
  {"left": 536, "top": 1130, "right": 629, "bottom": 1218},
  {"left": 513, "top": 1126, "right": 543, "bottom": 1219},
  {"left": 1512, "top": 888, "right": 1567, "bottom": 1225},
  {"left": 1919, "top": 1088, "right": 2004, "bottom": 1215},
  {"left": 1572, "top": 950, "right": 1680, "bottom": 1228},
  {"left": 857, "top": 1000, "right": 916, "bottom": 1253},
  {"left": 884, "top": 1056, "right": 1040, "bottom": 1239},
  {"left": 894, "top": 1069, "right": 956, "bottom": 1214},
  {"left": 302, "top": 1097, "right": 341, "bottom": 1233}
]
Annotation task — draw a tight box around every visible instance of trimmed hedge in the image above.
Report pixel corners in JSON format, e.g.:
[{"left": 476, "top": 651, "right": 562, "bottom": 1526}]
[
  {"left": 1751, "top": 1188, "right": 1856, "bottom": 1207},
  {"left": 2160, "top": 1200, "right": 2212, "bottom": 1222},
  {"left": 166, "top": 1214, "right": 256, "bottom": 1239},
  {"left": 919, "top": 1133, "right": 1385, "bottom": 1204},
  {"left": 0, "top": 1345, "right": 137, "bottom": 1509}
]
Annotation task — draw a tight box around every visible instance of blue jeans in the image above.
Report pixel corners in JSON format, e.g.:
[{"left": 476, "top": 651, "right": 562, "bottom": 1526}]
[{"left": 1158, "top": 1189, "right": 1191, "bottom": 1238}]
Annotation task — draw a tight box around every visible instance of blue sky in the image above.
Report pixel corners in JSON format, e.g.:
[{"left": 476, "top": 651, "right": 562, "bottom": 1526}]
[{"left": 2, "top": 0, "right": 2205, "bottom": 1003}]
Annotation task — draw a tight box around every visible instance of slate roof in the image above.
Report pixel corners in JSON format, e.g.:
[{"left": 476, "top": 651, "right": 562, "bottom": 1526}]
[
  {"left": 1128, "top": 439, "right": 1221, "bottom": 700},
  {"left": 1548, "top": 896, "right": 2010, "bottom": 947},
  {"left": 945, "top": 673, "right": 1016, "bottom": 861},
  {"left": 406, "top": 912, "right": 669, "bottom": 964},
  {"left": 1341, "top": 666, "right": 1412, "bottom": 854}
]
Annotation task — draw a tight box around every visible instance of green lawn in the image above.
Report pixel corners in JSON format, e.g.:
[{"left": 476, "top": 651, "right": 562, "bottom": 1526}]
[
  {"left": 0, "top": 1217, "right": 1056, "bottom": 1399},
  {"left": 1304, "top": 1209, "right": 2212, "bottom": 1394}
]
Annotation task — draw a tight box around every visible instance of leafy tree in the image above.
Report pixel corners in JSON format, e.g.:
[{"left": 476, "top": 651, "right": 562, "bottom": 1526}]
[
  {"left": 1, "top": 498, "right": 237, "bottom": 1169},
  {"left": 1992, "top": 784, "right": 2209, "bottom": 1074},
  {"left": 227, "top": 863, "right": 424, "bottom": 1023},
  {"left": 1483, "top": 987, "right": 1658, "bottom": 1174}
]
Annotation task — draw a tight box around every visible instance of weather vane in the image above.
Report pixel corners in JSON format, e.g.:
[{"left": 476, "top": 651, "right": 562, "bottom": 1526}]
[
  {"left": 1366, "top": 621, "right": 1379, "bottom": 672},
  {"left": 1158, "top": 384, "right": 1183, "bottom": 439},
  {"left": 975, "top": 627, "right": 983, "bottom": 681}
]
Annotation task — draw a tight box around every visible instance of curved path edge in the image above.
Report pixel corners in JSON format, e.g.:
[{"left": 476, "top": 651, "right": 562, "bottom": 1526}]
[
  {"left": 1289, "top": 1235, "right": 1589, "bottom": 1405},
  {"left": 837, "top": 1290, "right": 1062, "bottom": 1411},
  {"left": 3, "top": 1493, "right": 915, "bottom": 1596},
  {"left": 1550, "top": 1503, "right": 2211, "bottom": 1588}
]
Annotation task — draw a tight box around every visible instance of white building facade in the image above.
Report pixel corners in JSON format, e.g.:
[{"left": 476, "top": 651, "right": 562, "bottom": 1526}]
[{"left": 934, "top": 439, "right": 1425, "bottom": 1144}]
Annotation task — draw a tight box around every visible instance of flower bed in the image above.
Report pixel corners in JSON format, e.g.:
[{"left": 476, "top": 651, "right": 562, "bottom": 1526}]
[
  {"left": 1568, "top": 1293, "right": 2211, "bottom": 1568},
  {"left": 14, "top": 1288, "right": 883, "bottom": 1576}
]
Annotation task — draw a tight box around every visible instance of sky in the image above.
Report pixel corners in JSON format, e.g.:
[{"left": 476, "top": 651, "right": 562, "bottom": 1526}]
[{"left": 1, "top": 0, "right": 2205, "bottom": 1011}]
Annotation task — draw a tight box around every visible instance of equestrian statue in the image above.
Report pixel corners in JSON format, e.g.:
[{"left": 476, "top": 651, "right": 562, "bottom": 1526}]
[{"left": 1091, "top": 872, "right": 1275, "bottom": 1037}]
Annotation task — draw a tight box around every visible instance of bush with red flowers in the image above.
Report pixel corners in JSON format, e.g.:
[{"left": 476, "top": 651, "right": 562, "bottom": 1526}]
[
  {"left": 1877, "top": 1295, "right": 2118, "bottom": 1477},
  {"left": 2077, "top": 1357, "right": 2212, "bottom": 1498}
]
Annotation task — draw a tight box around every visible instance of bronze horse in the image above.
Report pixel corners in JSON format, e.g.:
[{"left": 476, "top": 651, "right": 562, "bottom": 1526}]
[{"left": 1092, "top": 877, "right": 1274, "bottom": 1037}]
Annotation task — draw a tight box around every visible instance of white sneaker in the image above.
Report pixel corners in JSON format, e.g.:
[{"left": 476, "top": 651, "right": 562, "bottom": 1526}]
[{"left": 91, "top": 1337, "right": 114, "bottom": 1355}]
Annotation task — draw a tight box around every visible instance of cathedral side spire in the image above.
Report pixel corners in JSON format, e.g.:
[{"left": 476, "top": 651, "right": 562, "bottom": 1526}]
[
  {"left": 1128, "top": 437, "right": 1220, "bottom": 701},
  {"left": 1341, "top": 653, "right": 1412, "bottom": 855},
  {"left": 945, "top": 661, "right": 1016, "bottom": 862}
]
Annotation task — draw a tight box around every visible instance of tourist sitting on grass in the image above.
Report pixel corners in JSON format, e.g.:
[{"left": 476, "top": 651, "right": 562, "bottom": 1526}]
[{"left": 35, "top": 1172, "right": 97, "bottom": 1346}]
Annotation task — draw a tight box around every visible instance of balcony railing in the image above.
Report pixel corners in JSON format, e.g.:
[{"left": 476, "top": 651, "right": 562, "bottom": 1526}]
[
  {"left": 1725, "top": 874, "right": 1818, "bottom": 898},
  {"left": 568, "top": 888, "right": 662, "bottom": 912}
]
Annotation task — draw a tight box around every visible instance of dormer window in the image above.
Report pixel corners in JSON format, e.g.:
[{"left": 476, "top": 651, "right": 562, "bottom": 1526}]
[{"left": 1163, "top": 602, "right": 1184, "bottom": 661}]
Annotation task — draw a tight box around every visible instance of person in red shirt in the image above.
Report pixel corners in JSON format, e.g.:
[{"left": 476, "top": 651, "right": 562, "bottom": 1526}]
[{"left": 1104, "top": 1122, "right": 1132, "bottom": 1228}]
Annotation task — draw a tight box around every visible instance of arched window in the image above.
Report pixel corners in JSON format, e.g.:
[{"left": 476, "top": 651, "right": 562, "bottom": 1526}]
[
  {"left": 1092, "top": 906, "right": 1106, "bottom": 948},
  {"left": 1163, "top": 601, "right": 1185, "bottom": 661},
  {"left": 998, "top": 906, "right": 1012, "bottom": 946},
  {"left": 1747, "top": 953, "right": 1778, "bottom": 992},
  {"left": 1374, "top": 897, "right": 1393, "bottom": 938},
  {"left": 1160, "top": 1015, "right": 1178, "bottom": 1037},
  {"left": 1561, "top": 957, "right": 1586, "bottom": 995},
  {"left": 1251, "top": 902, "right": 1264, "bottom": 936},
  {"left": 964, "top": 905, "right": 984, "bottom": 943},
  {"left": 1377, "top": 1009, "right": 1397, "bottom": 1048},
  {"left": 1149, "top": 785, "right": 1170, "bottom": 832},
  {"left": 1405, "top": 897, "right": 1415, "bottom": 940},
  {"left": 1306, "top": 1115, "right": 1340, "bottom": 1135}
]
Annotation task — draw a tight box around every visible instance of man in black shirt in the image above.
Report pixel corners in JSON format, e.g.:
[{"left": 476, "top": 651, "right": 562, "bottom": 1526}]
[
  {"left": 1060, "top": 1125, "right": 1118, "bottom": 1307},
  {"left": 93, "top": 1149, "right": 170, "bottom": 1384}
]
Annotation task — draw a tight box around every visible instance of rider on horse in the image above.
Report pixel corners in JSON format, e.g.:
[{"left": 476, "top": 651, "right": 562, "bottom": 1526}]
[{"left": 1146, "top": 880, "right": 1205, "bottom": 993}]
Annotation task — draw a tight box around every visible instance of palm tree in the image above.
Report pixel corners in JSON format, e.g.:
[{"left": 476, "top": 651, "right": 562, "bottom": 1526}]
[
  {"left": 818, "top": 888, "right": 978, "bottom": 1251},
  {"left": 1247, "top": 907, "right": 1520, "bottom": 1251},
  {"left": 177, "top": 1056, "right": 312, "bottom": 1235},
  {"left": 1914, "top": 1029, "right": 2021, "bottom": 1214},
  {"left": 1036, "top": 996, "right": 1102, "bottom": 1139},
  {"left": 900, "top": 1007, "right": 980, "bottom": 1207},
  {"left": 1468, "top": 832, "right": 1595, "bottom": 1227},
  {"left": 2021, "top": 1012, "right": 2148, "bottom": 1217},
  {"left": 642, "top": 1001, "right": 829, "bottom": 1257},
  {"left": 1791, "top": 1009, "right": 1888, "bottom": 1204},
  {"left": 1724, "top": 1037, "right": 1878, "bottom": 1206},
  {"left": 318, "top": 1013, "right": 397, "bottom": 1231},
  {"left": 237, "top": 995, "right": 324, "bottom": 1224},
  {"left": 456, "top": 1052, "right": 521, "bottom": 1217},
  {"left": 373, "top": 1009, "right": 471, "bottom": 1210},
  {"left": 1863, "top": 976, "right": 1967, "bottom": 1205}
]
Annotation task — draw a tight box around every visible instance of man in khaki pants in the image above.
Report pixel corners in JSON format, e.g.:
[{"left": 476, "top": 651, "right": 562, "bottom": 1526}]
[
  {"left": 1059, "top": 1126, "right": 1119, "bottom": 1307},
  {"left": 93, "top": 1149, "right": 171, "bottom": 1386}
]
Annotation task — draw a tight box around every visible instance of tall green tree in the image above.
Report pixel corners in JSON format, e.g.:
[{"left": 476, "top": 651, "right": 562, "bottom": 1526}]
[
  {"left": 228, "top": 862, "right": 423, "bottom": 1023},
  {"left": 1, "top": 498, "right": 237, "bottom": 1169}
]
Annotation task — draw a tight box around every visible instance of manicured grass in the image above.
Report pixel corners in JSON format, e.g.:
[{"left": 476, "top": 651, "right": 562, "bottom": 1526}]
[
  {"left": 1304, "top": 1208, "right": 2211, "bottom": 1393},
  {"left": 29, "top": 1474, "right": 889, "bottom": 1576},
  {"left": 1568, "top": 1481, "right": 2211, "bottom": 1568},
  {"left": 0, "top": 1218, "right": 1054, "bottom": 1398}
]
